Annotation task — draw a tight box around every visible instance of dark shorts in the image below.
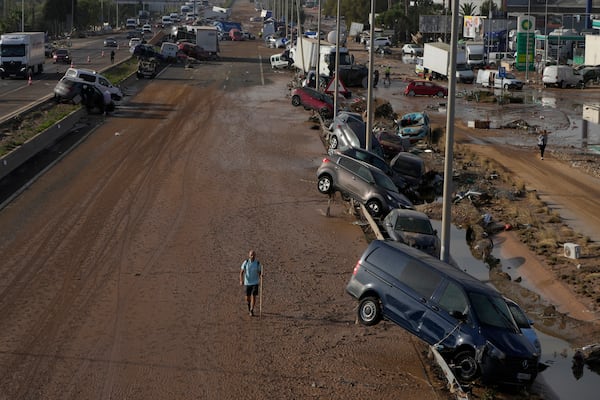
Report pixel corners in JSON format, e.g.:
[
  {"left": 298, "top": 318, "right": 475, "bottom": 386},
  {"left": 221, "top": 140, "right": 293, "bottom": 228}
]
[{"left": 245, "top": 284, "right": 259, "bottom": 297}]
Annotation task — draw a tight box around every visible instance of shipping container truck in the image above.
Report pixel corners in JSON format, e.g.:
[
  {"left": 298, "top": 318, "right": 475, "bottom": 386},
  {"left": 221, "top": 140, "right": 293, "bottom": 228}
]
[
  {"left": 422, "top": 42, "right": 474, "bottom": 83},
  {"left": 195, "top": 26, "right": 220, "bottom": 58},
  {"left": 0, "top": 32, "right": 45, "bottom": 79},
  {"left": 291, "top": 36, "right": 369, "bottom": 88}
]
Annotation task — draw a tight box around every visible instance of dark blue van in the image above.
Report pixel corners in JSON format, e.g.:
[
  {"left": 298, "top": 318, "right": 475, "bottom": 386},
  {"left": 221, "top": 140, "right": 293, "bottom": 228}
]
[{"left": 346, "top": 240, "right": 539, "bottom": 386}]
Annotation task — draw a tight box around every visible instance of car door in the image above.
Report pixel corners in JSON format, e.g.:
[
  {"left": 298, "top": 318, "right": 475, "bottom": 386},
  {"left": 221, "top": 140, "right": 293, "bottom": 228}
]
[
  {"left": 336, "top": 157, "right": 370, "bottom": 200},
  {"left": 382, "top": 259, "right": 443, "bottom": 337},
  {"left": 418, "top": 280, "right": 473, "bottom": 347}
]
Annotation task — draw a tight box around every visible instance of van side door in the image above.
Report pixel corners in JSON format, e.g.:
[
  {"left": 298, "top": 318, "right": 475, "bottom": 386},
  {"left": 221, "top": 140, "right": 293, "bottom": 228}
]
[{"left": 383, "top": 259, "right": 443, "bottom": 338}]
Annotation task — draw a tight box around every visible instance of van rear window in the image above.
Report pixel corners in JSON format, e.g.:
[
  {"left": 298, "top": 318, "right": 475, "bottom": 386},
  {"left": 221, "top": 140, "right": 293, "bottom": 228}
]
[{"left": 79, "top": 74, "right": 95, "bottom": 83}]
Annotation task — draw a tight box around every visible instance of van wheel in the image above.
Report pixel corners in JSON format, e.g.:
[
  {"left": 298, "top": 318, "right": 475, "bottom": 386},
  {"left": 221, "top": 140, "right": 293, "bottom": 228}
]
[
  {"left": 366, "top": 199, "right": 382, "bottom": 217},
  {"left": 317, "top": 174, "right": 333, "bottom": 194},
  {"left": 329, "top": 135, "right": 339, "bottom": 149},
  {"left": 291, "top": 95, "right": 301, "bottom": 106},
  {"left": 453, "top": 350, "right": 480, "bottom": 382},
  {"left": 560, "top": 80, "right": 567, "bottom": 89},
  {"left": 358, "top": 296, "right": 382, "bottom": 326}
]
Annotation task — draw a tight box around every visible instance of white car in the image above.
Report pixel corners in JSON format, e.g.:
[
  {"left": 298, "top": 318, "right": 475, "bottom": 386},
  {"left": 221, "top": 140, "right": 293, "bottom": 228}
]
[
  {"left": 129, "top": 37, "right": 142, "bottom": 49},
  {"left": 371, "top": 36, "right": 391, "bottom": 48},
  {"left": 142, "top": 24, "right": 152, "bottom": 34},
  {"left": 401, "top": 44, "right": 424, "bottom": 56},
  {"left": 63, "top": 67, "right": 123, "bottom": 100}
]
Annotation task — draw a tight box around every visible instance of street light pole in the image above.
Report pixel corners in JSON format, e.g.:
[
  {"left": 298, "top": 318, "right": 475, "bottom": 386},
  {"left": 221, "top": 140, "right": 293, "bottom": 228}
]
[
  {"left": 526, "top": 0, "right": 531, "bottom": 81},
  {"left": 21, "top": 0, "right": 24, "bottom": 31}
]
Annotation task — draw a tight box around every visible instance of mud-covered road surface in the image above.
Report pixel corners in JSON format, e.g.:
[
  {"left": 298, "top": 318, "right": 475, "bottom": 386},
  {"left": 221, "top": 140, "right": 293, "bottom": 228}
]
[
  {"left": 1, "top": 3, "right": 600, "bottom": 399},
  {"left": 0, "top": 5, "right": 447, "bottom": 399}
]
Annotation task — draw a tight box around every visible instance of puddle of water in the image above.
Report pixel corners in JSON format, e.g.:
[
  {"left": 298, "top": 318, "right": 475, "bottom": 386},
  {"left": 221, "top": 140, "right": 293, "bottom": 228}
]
[
  {"left": 430, "top": 220, "right": 600, "bottom": 398},
  {"left": 532, "top": 330, "right": 600, "bottom": 400}
]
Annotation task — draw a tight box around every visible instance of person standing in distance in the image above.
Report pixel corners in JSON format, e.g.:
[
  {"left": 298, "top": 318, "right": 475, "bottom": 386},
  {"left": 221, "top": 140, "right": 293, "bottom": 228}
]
[
  {"left": 239, "top": 250, "right": 261, "bottom": 316},
  {"left": 537, "top": 130, "right": 548, "bottom": 160}
]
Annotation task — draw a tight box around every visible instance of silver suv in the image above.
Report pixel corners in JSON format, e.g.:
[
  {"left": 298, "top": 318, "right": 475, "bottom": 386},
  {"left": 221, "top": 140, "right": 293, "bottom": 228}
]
[{"left": 316, "top": 153, "right": 413, "bottom": 217}]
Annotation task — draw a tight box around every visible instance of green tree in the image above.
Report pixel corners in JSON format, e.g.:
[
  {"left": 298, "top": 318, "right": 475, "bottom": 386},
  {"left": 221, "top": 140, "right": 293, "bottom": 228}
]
[{"left": 460, "top": 2, "right": 477, "bottom": 16}]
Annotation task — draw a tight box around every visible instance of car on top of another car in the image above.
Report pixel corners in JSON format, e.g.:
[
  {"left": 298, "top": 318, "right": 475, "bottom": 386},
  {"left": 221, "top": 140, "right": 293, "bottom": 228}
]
[
  {"left": 316, "top": 153, "right": 413, "bottom": 217},
  {"left": 326, "top": 111, "right": 384, "bottom": 158},
  {"left": 346, "top": 240, "right": 540, "bottom": 386}
]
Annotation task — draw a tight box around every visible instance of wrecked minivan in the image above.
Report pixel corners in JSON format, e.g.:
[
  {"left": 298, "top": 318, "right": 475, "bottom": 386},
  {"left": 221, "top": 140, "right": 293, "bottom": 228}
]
[{"left": 346, "top": 240, "right": 540, "bottom": 386}]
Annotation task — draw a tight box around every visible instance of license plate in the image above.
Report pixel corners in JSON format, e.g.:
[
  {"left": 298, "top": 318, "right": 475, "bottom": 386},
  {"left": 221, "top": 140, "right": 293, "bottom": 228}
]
[{"left": 517, "top": 373, "right": 531, "bottom": 380}]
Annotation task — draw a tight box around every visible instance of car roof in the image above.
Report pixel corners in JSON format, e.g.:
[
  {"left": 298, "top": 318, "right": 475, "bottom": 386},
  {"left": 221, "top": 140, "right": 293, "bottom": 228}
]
[
  {"left": 386, "top": 208, "right": 430, "bottom": 220},
  {"left": 370, "top": 240, "right": 498, "bottom": 294}
]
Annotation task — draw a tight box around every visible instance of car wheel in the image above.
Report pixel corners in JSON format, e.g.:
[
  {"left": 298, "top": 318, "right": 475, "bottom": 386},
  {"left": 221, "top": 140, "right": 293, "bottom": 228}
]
[
  {"left": 361, "top": 76, "right": 368, "bottom": 88},
  {"left": 317, "top": 174, "right": 333, "bottom": 194},
  {"left": 452, "top": 350, "right": 480, "bottom": 382},
  {"left": 358, "top": 296, "right": 382, "bottom": 326},
  {"left": 329, "top": 135, "right": 339, "bottom": 149},
  {"left": 318, "top": 107, "right": 330, "bottom": 118},
  {"left": 408, "top": 90, "right": 415, "bottom": 96},
  {"left": 365, "top": 199, "right": 382, "bottom": 217},
  {"left": 291, "top": 95, "right": 301, "bottom": 106},
  {"left": 436, "top": 91, "right": 445, "bottom": 97},
  {"left": 560, "top": 80, "right": 567, "bottom": 89}
]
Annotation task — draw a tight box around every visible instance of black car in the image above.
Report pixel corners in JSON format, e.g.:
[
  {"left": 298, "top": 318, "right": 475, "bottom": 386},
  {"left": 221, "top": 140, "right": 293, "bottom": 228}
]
[
  {"left": 346, "top": 240, "right": 540, "bottom": 386},
  {"left": 389, "top": 152, "right": 425, "bottom": 192},
  {"left": 52, "top": 48, "right": 71, "bottom": 64},
  {"left": 103, "top": 37, "right": 118, "bottom": 47}
]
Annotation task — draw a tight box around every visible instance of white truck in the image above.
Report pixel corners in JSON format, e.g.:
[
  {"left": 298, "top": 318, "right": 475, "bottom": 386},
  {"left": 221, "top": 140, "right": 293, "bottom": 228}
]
[
  {"left": 465, "top": 42, "right": 485, "bottom": 68},
  {"left": 291, "top": 36, "right": 369, "bottom": 87},
  {"left": 0, "top": 32, "right": 45, "bottom": 79},
  {"left": 422, "top": 42, "right": 474, "bottom": 83},
  {"left": 195, "top": 26, "right": 220, "bottom": 58}
]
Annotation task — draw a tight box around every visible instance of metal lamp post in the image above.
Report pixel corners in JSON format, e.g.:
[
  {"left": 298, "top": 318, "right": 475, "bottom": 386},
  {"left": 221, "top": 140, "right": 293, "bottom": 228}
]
[{"left": 21, "top": 0, "right": 24, "bottom": 31}]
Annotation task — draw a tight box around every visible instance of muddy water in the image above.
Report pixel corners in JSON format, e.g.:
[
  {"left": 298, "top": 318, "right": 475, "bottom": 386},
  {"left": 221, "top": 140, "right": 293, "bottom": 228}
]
[{"left": 431, "top": 221, "right": 600, "bottom": 399}]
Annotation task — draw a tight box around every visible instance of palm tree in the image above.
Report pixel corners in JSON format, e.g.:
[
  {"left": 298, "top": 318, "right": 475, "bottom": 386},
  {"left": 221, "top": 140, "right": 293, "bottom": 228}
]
[{"left": 460, "top": 2, "right": 477, "bottom": 17}]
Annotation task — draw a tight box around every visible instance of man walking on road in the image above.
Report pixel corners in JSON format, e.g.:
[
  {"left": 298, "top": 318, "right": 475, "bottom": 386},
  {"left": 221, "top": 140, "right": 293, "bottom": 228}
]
[
  {"left": 239, "top": 250, "right": 261, "bottom": 316},
  {"left": 537, "top": 130, "right": 548, "bottom": 160}
]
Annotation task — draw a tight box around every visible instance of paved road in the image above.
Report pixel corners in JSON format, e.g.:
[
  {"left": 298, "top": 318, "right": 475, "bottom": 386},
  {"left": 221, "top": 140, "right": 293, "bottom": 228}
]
[{"left": 0, "top": 33, "right": 135, "bottom": 121}]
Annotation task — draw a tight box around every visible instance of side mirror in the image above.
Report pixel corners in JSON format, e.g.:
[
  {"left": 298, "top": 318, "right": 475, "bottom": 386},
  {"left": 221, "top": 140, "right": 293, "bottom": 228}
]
[{"left": 450, "top": 310, "right": 468, "bottom": 322}]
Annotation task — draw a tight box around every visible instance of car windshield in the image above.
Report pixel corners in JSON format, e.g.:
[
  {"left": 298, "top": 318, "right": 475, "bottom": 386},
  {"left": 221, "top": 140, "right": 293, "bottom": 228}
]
[
  {"left": 504, "top": 73, "right": 517, "bottom": 79},
  {"left": 468, "top": 292, "right": 518, "bottom": 331},
  {"left": 394, "top": 216, "right": 434, "bottom": 234},
  {"left": 506, "top": 301, "right": 530, "bottom": 329},
  {"left": 373, "top": 171, "right": 398, "bottom": 192},
  {"left": 1, "top": 44, "right": 25, "bottom": 57}
]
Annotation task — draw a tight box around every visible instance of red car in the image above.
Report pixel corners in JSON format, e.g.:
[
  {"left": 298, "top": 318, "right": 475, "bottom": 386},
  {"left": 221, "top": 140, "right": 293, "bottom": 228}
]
[
  {"left": 404, "top": 80, "right": 448, "bottom": 97},
  {"left": 291, "top": 86, "right": 334, "bottom": 118}
]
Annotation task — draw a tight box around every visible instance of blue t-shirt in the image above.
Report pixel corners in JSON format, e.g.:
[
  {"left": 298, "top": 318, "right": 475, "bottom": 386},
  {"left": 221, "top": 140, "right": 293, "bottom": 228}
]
[{"left": 241, "top": 259, "right": 261, "bottom": 286}]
